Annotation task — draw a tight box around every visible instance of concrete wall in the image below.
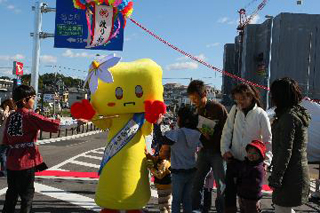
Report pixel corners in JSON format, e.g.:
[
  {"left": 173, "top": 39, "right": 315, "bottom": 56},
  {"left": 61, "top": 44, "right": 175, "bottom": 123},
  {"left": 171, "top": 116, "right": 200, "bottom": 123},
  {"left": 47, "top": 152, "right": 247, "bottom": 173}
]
[
  {"left": 241, "top": 19, "right": 272, "bottom": 108},
  {"left": 222, "top": 12, "right": 320, "bottom": 108},
  {"left": 270, "top": 13, "right": 320, "bottom": 99},
  {"left": 222, "top": 43, "right": 236, "bottom": 107}
]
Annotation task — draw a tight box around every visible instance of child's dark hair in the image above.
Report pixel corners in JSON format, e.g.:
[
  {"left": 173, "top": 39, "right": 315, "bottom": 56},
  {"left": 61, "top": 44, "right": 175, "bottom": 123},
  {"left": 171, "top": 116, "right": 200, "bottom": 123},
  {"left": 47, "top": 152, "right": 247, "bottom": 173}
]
[
  {"left": 187, "top": 80, "right": 206, "bottom": 97},
  {"left": 160, "top": 145, "right": 171, "bottom": 159},
  {"left": 13, "top": 85, "right": 36, "bottom": 108},
  {"left": 177, "top": 106, "right": 198, "bottom": 129}
]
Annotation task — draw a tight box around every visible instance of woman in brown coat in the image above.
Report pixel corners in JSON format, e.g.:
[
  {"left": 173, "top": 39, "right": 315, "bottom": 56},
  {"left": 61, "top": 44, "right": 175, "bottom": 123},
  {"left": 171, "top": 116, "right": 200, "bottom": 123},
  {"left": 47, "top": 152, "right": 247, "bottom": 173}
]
[{"left": 268, "top": 77, "right": 310, "bottom": 213}]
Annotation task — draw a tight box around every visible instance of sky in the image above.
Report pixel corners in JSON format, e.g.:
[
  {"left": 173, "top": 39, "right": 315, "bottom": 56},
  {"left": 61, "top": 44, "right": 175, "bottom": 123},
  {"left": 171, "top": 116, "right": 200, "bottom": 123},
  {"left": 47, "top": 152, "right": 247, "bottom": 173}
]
[{"left": 0, "top": 0, "right": 319, "bottom": 90}]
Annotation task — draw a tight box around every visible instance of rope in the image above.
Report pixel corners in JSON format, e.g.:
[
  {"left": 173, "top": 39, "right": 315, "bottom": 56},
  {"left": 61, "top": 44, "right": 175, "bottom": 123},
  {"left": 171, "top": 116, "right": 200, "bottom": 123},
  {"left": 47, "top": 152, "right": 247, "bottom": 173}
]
[{"left": 129, "top": 17, "right": 270, "bottom": 91}]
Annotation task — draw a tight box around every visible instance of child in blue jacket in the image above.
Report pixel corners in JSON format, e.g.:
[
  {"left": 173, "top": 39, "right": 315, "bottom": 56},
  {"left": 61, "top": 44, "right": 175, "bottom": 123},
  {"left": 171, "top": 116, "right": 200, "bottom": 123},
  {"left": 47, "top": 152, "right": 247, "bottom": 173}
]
[{"left": 157, "top": 106, "right": 202, "bottom": 213}]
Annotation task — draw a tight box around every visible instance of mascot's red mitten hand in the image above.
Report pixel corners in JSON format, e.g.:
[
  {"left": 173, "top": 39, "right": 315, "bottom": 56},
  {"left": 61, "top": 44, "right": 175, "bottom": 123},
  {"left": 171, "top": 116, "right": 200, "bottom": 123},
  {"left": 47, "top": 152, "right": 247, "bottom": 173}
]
[
  {"left": 70, "top": 99, "right": 96, "bottom": 120},
  {"left": 144, "top": 100, "right": 166, "bottom": 124}
]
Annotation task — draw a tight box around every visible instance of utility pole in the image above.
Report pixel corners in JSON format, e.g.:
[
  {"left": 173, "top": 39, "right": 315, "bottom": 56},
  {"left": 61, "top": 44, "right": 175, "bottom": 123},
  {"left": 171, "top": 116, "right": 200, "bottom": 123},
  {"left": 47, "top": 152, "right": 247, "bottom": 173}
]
[{"left": 30, "top": 2, "right": 55, "bottom": 110}]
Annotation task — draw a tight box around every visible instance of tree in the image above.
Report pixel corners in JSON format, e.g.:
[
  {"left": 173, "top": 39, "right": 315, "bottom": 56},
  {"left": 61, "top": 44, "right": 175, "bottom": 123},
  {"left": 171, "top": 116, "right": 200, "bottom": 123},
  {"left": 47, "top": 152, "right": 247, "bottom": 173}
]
[
  {"left": 0, "top": 76, "right": 11, "bottom": 80},
  {"left": 21, "top": 74, "right": 31, "bottom": 85},
  {"left": 19, "top": 73, "right": 84, "bottom": 90}
]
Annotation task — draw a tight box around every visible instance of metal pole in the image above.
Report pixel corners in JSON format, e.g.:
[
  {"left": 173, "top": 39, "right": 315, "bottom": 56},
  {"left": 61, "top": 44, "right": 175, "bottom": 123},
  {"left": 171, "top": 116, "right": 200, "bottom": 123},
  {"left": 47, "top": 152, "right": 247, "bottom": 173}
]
[
  {"left": 266, "top": 16, "right": 274, "bottom": 110},
  {"left": 31, "top": 1, "right": 43, "bottom": 110},
  {"left": 306, "top": 32, "right": 312, "bottom": 98}
]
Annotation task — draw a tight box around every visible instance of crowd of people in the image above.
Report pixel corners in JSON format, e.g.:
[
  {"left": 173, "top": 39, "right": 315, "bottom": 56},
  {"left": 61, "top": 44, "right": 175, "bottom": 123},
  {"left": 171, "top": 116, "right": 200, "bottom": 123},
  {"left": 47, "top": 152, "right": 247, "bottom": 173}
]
[
  {"left": 0, "top": 77, "right": 311, "bottom": 213},
  {"left": 149, "top": 77, "right": 310, "bottom": 213}
]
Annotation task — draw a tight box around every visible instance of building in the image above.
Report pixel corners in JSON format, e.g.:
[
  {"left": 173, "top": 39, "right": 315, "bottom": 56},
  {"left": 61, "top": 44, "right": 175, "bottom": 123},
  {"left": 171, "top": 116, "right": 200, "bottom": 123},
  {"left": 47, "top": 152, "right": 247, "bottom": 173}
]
[
  {"left": 0, "top": 79, "right": 13, "bottom": 103},
  {"left": 269, "top": 13, "right": 320, "bottom": 100},
  {"left": 222, "top": 12, "right": 320, "bottom": 109},
  {"left": 163, "top": 82, "right": 218, "bottom": 109},
  {"left": 222, "top": 43, "right": 237, "bottom": 107},
  {"left": 241, "top": 18, "right": 272, "bottom": 107},
  {"left": 68, "top": 87, "right": 88, "bottom": 107},
  {"left": 163, "top": 83, "right": 188, "bottom": 107}
]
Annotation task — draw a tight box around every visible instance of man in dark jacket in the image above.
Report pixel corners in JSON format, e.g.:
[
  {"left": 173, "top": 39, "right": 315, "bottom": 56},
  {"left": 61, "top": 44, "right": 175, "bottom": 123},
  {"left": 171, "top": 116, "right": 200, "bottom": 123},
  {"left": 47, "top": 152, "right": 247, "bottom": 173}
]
[{"left": 187, "top": 80, "right": 228, "bottom": 213}]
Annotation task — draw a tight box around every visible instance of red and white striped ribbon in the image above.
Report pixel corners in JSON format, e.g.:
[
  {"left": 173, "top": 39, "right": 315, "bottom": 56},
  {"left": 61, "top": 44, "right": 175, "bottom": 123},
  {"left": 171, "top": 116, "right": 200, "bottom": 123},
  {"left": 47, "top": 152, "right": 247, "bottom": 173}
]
[{"left": 129, "top": 17, "right": 269, "bottom": 91}]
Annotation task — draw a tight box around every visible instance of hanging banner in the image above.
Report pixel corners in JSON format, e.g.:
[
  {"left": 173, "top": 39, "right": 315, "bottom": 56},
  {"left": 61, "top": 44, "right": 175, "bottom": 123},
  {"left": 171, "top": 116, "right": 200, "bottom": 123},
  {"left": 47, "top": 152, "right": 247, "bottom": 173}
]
[
  {"left": 54, "top": 0, "right": 124, "bottom": 51},
  {"left": 86, "top": 5, "right": 114, "bottom": 48},
  {"left": 12, "top": 61, "right": 23, "bottom": 76}
]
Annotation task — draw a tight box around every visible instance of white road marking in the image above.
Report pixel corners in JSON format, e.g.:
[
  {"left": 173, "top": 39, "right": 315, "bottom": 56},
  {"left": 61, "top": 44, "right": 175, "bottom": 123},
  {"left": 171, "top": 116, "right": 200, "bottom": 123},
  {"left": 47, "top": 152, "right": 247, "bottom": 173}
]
[
  {"left": 82, "top": 154, "right": 102, "bottom": 160},
  {"left": 34, "top": 182, "right": 101, "bottom": 211},
  {"left": 49, "top": 148, "right": 103, "bottom": 170},
  {"left": 151, "top": 188, "right": 157, "bottom": 198},
  {"left": 90, "top": 150, "right": 104, "bottom": 155},
  {"left": 0, "top": 186, "right": 7, "bottom": 196},
  {"left": 310, "top": 180, "right": 318, "bottom": 192},
  {"left": 70, "top": 160, "right": 100, "bottom": 169}
]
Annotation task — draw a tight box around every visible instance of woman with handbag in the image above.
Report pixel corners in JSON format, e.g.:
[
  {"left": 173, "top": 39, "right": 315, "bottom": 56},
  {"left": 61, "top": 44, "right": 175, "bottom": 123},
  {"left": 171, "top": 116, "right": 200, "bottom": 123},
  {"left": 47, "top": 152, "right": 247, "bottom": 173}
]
[{"left": 220, "top": 83, "right": 272, "bottom": 213}]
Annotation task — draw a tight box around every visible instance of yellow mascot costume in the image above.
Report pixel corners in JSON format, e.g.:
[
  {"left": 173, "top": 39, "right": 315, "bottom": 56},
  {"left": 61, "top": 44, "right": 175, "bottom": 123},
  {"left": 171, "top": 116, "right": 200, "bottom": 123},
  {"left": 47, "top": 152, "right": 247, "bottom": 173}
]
[{"left": 70, "top": 54, "right": 166, "bottom": 212}]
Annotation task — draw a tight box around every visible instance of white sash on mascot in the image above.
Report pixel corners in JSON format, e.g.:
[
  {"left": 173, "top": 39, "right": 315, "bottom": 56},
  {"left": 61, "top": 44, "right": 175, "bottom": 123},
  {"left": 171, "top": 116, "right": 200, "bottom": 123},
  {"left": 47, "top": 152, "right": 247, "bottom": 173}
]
[{"left": 98, "top": 113, "right": 145, "bottom": 174}]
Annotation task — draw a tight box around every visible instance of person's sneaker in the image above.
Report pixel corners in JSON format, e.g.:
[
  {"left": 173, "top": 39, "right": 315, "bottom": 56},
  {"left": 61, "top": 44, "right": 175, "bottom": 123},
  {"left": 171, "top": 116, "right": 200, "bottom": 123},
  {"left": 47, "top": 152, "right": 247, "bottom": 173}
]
[{"left": 192, "top": 210, "right": 201, "bottom": 213}]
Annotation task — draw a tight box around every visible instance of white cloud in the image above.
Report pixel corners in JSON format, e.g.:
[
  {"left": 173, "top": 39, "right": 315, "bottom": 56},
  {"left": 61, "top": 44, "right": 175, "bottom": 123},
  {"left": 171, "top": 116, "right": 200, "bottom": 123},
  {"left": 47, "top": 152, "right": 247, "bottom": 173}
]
[
  {"left": 0, "top": 68, "right": 13, "bottom": 75},
  {"left": 4, "top": 4, "right": 21, "bottom": 13},
  {"left": 218, "top": 17, "right": 229, "bottom": 24},
  {"left": 176, "top": 54, "right": 206, "bottom": 61},
  {"left": 175, "top": 56, "right": 188, "bottom": 61},
  {"left": 228, "top": 20, "right": 237, "bottom": 25},
  {"left": 124, "top": 33, "right": 138, "bottom": 42},
  {"left": 194, "top": 54, "right": 206, "bottom": 61},
  {"left": 40, "top": 55, "right": 57, "bottom": 63},
  {"left": 23, "top": 69, "right": 31, "bottom": 74},
  {"left": 206, "top": 42, "right": 220, "bottom": 48},
  {"left": 7, "top": 4, "right": 14, "bottom": 9},
  {"left": 250, "top": 14, "right": 260, "bottom": 24},
  {"left": 166, "top": 62, "right": 198, "bottom": 71},
  {"left": 0, "top": 54, "right": 25, "bottom": 61},
  {"left": 62, "top": 49, "right": 95, "bottom": 58},
  {"left": 217, "top": 17, "right": 238, "bottom": 25}
]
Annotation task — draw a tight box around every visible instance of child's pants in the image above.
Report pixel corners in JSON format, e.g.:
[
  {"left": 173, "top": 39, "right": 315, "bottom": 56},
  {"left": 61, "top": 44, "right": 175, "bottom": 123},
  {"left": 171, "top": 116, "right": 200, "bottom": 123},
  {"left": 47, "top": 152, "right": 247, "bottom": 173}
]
[
  {"left": 225, "top": 162, "right": 238, "bottom": 212},
  {"left": 157, "top": 188, "right": 172, "bottom": 213},
  {"left": 274, "top": 205, "right": 296, "bottom": 213},
  {"left": 238, "top": 197, "right": 261, "bottom": 213},
  {"left": 172, "top": 170, "right": 196, "bottom": 213},
  {"left": 3, "top": 168, "right": 35, "bottom": 213}
]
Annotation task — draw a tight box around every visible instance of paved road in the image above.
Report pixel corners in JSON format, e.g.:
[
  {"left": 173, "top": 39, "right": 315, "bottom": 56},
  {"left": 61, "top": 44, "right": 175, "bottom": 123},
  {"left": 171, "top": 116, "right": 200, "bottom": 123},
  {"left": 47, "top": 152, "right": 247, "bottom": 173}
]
[{"left": 0, "top": 132, "right": 319, "bottom": 212}]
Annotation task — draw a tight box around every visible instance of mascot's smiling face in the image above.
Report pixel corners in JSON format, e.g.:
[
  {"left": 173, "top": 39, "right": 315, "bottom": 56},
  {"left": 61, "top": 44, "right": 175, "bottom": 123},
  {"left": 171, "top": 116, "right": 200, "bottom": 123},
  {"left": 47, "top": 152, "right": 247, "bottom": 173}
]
[{"left": 91, "top": 58, "right": 164, "bottom": 115}]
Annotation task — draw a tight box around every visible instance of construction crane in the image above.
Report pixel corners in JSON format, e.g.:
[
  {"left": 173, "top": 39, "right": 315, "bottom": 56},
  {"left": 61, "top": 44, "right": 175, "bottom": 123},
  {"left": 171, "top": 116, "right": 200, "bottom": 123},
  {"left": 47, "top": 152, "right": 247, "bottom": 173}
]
[{"left": 237, "top": 0, "right": 268, "bottom": 43}]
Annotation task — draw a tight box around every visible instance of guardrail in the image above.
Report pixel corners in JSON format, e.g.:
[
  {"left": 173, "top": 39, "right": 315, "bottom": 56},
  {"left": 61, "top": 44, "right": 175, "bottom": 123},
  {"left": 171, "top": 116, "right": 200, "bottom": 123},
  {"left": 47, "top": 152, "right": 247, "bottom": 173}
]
[{"left": 38, "top": 123, "right": 99, "bottom": 140}]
